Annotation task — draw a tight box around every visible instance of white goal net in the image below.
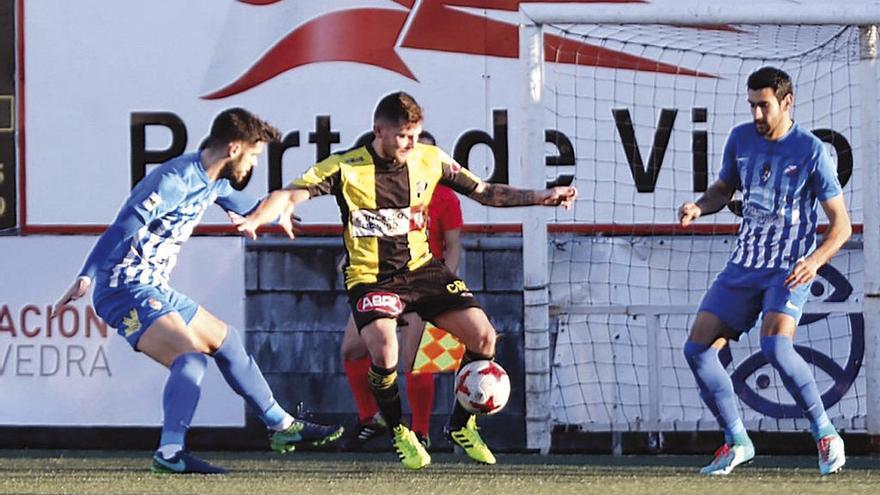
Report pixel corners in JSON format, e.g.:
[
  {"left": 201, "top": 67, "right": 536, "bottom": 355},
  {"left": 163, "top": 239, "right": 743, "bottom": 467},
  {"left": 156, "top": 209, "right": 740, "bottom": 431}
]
[{"left": 518, "top": 5, "right": 880, "bottom": 450}]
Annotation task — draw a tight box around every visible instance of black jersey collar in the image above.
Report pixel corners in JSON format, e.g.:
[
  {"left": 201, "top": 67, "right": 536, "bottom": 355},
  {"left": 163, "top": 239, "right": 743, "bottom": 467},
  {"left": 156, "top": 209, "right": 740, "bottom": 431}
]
[{"left": 367, "top": 143, "right": 403, "bottom": 170}]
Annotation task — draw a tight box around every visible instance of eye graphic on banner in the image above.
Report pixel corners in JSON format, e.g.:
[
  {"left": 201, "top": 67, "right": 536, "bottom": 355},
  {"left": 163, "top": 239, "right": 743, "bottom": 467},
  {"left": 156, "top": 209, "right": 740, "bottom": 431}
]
[{"left": 727, "top": 264, "right": 864, "bottom": 418}]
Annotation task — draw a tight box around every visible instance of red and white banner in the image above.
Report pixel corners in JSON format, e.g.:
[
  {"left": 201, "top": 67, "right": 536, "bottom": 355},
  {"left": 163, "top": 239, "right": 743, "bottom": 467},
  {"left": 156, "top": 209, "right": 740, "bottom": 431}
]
[{"left": 23, "top": 0, "right": 862, "bottom": 232}]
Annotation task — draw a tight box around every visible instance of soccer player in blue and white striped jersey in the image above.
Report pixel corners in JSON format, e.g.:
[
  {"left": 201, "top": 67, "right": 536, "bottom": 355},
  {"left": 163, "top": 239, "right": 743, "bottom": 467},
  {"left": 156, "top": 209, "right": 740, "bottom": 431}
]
[
  {"left": 53, "top": 108, "right": 342, "bottom": 474},
  {"left": 678, "top": 67, "right": 851, "bottom": 476}
]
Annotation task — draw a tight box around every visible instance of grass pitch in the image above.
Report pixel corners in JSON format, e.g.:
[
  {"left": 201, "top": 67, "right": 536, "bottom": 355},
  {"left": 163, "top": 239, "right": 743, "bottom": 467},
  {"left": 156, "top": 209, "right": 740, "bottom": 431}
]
[{"left": 0, "top": 449, "right": 878, "bottom": 495}]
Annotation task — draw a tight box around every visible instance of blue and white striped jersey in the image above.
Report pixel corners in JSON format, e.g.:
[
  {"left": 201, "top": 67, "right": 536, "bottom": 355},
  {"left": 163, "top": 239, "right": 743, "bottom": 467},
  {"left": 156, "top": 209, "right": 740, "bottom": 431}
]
[
  {"left": 719, "top": 122, "right": 842, "bottom": 269},
  {"left": 79, "top": 152, "right": 258, "bottom": 288}
]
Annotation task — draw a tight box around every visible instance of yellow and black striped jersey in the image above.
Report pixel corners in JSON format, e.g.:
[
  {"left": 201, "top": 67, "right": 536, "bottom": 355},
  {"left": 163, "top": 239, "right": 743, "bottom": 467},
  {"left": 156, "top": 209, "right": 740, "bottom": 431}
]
[{"left": 291, "top": 143, "right": 481, "bottom": 289}]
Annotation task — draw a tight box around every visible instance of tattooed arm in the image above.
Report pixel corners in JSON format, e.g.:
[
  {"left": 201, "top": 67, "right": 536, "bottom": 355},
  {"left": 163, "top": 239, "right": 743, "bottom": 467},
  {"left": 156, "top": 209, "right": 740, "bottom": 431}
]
[
  {"left": 468, "top": 182, "right": 577, "bottom": 208},
  {"left": 437, "top": 149, "right": 576, "bottom": 208}
]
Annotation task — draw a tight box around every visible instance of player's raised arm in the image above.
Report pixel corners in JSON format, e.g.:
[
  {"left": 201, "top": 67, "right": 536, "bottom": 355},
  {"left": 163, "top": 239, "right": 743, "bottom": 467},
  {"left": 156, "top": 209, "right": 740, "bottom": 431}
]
[
  {"left": 468, "top": 182, "right": 577, "bottom": 209},
  {"left": 236, "top": 155, "right": 344, "bottom": 239},
  {"left": 678, "top": 179, "right": 736, "bottom": 227},
  {"left": 437, "top": 154, "right": 577, "bottom": 209}
]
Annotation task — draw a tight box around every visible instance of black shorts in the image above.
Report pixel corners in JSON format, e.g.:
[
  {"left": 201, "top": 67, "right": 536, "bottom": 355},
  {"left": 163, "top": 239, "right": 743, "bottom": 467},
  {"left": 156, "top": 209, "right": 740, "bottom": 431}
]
[{"left": 347, "top": 259, "right": 482, "bottom": 330}]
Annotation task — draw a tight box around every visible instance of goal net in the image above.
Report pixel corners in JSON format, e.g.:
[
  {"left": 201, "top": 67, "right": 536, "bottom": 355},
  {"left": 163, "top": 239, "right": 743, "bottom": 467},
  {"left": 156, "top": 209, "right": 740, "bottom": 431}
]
[{"left": 518, "top": 5, "right": 880, "bottom": 450}]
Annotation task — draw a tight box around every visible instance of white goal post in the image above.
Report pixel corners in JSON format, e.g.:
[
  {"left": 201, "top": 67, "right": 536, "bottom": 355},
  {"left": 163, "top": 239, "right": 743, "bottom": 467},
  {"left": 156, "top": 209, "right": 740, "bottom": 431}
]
[{"left": 518, "top": 2, "right": 880, "bottom": 452}]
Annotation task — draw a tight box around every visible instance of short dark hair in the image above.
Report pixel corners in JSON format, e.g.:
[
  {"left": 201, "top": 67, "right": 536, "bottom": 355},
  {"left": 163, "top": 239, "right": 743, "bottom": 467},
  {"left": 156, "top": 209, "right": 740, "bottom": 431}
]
[
  {"left": 418, "top": 130, "right": 436, "bottom": 145},
  {"left": 205, "top": 107, "right": 281, "bottom": 148},
  {"left": 747, "top": 66, "right": 793, "bottom": 102},
  {"left": 373, "top": 91, "right": 423, "bottom": 125}
]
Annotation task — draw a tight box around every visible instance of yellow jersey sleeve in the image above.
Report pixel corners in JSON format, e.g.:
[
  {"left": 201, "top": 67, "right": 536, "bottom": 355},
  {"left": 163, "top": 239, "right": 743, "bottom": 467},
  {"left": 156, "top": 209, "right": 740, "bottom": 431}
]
[
  {"left": 289, "top": 157, "right": 342, "bottom": 198},
  {"left": 437, "top": 149, "right": 481, "bottom": 195}
]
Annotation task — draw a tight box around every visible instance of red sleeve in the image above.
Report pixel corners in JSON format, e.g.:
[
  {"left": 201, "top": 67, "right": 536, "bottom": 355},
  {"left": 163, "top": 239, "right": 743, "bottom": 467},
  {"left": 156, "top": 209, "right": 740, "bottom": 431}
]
[
  {"left": 427, "top": 185, "right": 463, "bottom": 259},
  {"left": 431, "top": 185, "right": 463, "bottom": 231}
]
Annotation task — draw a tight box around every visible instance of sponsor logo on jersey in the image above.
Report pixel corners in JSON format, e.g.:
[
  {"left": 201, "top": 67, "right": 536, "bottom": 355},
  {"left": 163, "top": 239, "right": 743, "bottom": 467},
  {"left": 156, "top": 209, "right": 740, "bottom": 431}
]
[
  {"left": 148, "top": 298, "right": 163, "bottom": 311},
  {"left": 356, "top": 292, "right": 403, "bottom": 316},
  {"left": 743, "top": 204, "right": 784, "bottom": 227},
  {"left": 446, "top": 279, "right": 472, "bottom": 297},
  {"left": 122, "top": 308, "right": 141, "bottom": 337},
  {"left": 349, "top": 205, "right": 426, "bottom": 237}
]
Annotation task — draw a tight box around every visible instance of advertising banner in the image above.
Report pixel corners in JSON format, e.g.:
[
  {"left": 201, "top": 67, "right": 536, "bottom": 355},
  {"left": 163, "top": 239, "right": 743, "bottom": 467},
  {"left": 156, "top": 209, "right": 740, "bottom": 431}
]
[{"left": 0, "top": 236, "right": 245, "bottom": 426}]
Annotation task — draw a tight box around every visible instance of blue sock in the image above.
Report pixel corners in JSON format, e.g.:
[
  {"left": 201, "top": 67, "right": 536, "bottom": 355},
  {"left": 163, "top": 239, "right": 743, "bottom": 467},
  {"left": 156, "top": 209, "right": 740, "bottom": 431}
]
[
  {"left": 160, "top": 352, "right": 208, "bottom": 449},
  {"left": 213, "top": 327, "right": 290, "bottom": 428},
  {"left": 761, "top": 335, "right": 836, "bottom": 440},
  {"left": 684, "top": 341, "right": 751, "bottom": 446}
]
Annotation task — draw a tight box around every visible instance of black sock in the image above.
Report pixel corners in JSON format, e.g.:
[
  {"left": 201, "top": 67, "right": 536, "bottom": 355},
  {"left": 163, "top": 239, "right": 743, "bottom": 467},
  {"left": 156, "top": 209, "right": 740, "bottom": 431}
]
[{"left": 367, "top": 364, "right": 403, "bottom": 429}]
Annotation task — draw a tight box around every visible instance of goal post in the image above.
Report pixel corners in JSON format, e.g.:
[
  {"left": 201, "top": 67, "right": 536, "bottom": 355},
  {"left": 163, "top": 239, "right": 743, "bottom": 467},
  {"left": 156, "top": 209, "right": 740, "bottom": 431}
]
[
  {"left": 859, "top": 25, "right": 880, "bottom": 436},
  {"left": 520, "top": 21, "right": 553, "bottom": 454},
  {"left": 518, "top": 3, "right": 880, "bottom": 452}
]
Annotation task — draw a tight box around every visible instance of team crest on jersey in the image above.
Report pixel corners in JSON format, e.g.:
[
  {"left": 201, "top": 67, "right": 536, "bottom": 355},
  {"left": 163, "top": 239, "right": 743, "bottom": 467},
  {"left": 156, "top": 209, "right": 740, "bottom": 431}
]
[
  {"left": 415, "top": 181, "right": 429, "bottom": 198},
  {"left": 147, "top": 298, "right": 163, "bottom": 311},
  {"left": 356, "top": 292, "right": 403, "bottom": 316},
  {"left": 761, "top": 163, "right": 772, "bottom": 182},
  {"left": 141, "top": 192, "right": 162, "bottom": 213},
  {"left": 122, "top": 308, "right": 141, "bottom": 337}
]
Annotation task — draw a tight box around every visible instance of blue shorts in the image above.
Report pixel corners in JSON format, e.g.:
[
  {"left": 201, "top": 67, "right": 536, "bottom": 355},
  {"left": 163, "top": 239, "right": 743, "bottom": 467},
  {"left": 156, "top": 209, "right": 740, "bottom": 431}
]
[
  {"left": 93, "top": 283, "right": 199, "bottom": 349},
  {"left": 698, "top": 263, "right": 810, "bottom": 336}
]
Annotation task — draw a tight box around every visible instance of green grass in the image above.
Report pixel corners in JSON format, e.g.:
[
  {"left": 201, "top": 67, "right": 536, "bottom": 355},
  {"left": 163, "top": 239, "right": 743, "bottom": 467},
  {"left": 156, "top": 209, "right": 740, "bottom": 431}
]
[{"left": 0, "top": 450, "right": 878, "bottom": 495}]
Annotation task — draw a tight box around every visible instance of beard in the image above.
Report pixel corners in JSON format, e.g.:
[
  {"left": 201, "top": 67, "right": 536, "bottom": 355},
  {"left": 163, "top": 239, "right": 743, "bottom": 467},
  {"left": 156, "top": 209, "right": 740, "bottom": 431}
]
[
  {"left": 391, "top": 146, "right": 413, "bottom": 165},
  {"left": 220, "top": 160, "right": 254, "bottom": 191},
  {"left": 754, "top": 120, "right": 770, "bottom": 137}
]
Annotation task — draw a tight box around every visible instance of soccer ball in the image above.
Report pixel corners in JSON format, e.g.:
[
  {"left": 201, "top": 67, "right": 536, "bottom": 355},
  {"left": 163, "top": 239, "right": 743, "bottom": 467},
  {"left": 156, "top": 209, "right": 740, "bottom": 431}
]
[{"left": 454, "top": 360, "right": 511, "bottom": 415}]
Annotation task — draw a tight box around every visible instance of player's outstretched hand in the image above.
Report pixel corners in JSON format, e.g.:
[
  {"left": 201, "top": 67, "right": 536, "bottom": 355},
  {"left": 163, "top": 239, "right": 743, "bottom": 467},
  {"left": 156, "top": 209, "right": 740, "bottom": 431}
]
[
  {"left": 226, "top": 211, "right": 246, "bottom": 226},
  {"left": 277, "top": 205, "right": 301, "bottom": 240},
  {"left": 785, "top": 256, "right": 820, "bottom": 289},
  {"left": 52, "top": 276, "right": 91, "bottom": 318},
  {"left": 541, "top": 186, "right": 578, "bottom": 209},
  {"left": 233, "top": 214, "right": 260, "bottom": 240},
  {"left": 678, "top": 202, "right": 701, "bottom": 227}
]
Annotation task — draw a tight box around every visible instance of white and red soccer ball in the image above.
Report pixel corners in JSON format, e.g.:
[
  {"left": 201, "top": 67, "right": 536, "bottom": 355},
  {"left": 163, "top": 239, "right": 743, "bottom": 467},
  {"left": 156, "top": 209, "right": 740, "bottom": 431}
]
[{"left": 454, "top": 360, "right": 511, "bottom": 415}]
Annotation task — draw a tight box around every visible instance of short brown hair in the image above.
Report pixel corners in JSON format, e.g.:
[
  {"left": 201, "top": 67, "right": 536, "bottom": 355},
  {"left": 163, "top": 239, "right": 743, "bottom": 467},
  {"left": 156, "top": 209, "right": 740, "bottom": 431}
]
[
  {"left": 205, "top": 107, "right": 281, "bottom": 148},
  {"left": 373, "top": 91, "right": 423, "bottom": 125}
]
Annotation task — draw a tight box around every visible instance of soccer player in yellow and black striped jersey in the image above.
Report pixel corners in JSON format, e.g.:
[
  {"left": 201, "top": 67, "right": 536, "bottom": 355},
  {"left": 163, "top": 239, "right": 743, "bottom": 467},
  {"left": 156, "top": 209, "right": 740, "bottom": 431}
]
[{"left": 237, "top": 92, "right": 577, "bottom": 470}]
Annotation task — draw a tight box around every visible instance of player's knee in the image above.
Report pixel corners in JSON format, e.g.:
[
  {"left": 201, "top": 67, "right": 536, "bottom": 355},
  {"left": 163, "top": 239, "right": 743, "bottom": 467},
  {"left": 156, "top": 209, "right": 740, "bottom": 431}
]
[
  {"left": 341, "top": 338, "right": 369, "bottom": 361},
  {"left": 170, "top": 352, "right": 209, "bottom": 386},
  {"left": 760, "top": 335, "right": 794, "bottom": 367},
  {"left": 683, "top": 341, "right": 711, "bottom": 370},
  {"left": 370, "top": 351, "right": 398, "bottom": 370},
  {"left": 466, "top": 327, "right": 496, "bottom": 355},
  {"left": 363, "top": 336, "right": 398, "bottom": 369}
]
